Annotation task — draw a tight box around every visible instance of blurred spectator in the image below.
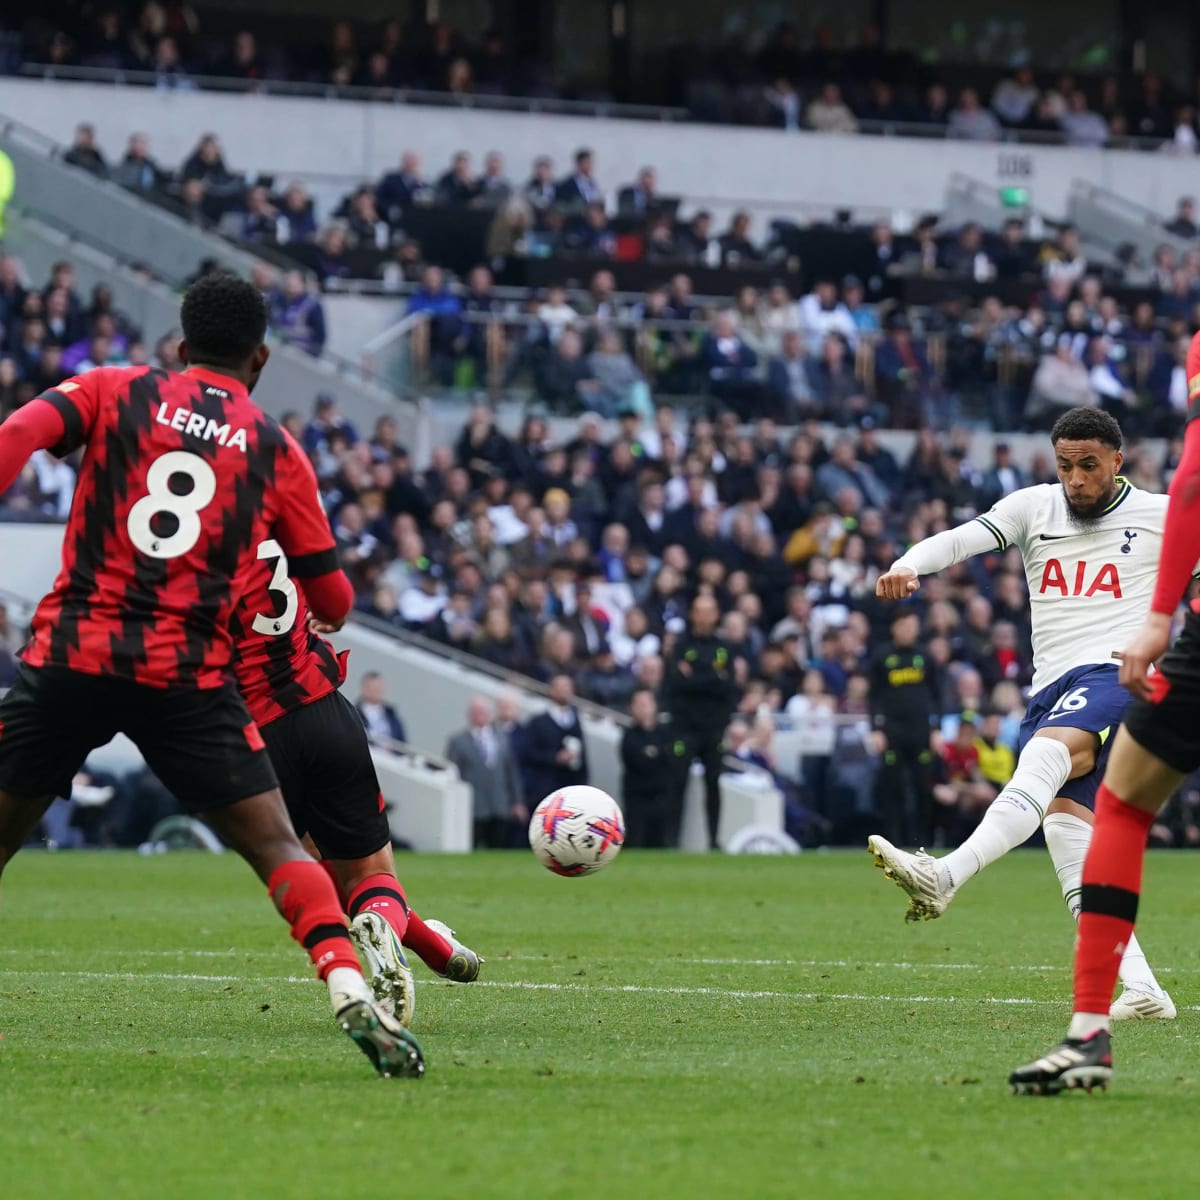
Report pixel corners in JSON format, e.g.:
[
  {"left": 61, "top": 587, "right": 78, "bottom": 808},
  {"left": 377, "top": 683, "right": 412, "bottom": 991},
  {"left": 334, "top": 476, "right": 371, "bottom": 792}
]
[
  {"left": 524, "top": 156, "right": 558, "bottom": 218},
  {"left": 446, "top": 696, "right": 525, "bottom": 849},
  {"left": 718, "top": 213, "right": 762, "bottom": 267},
  {"left": 377, "top": 151, "right": 430, "bottom": 224},
  {"left": 1027, "top": 337, "right": 1094, "bottom": 425},
  {"left": 665, "top": 593, "right": 740, "bottom": 850},
  {"left": 437, "top": 151, "right": 481, "bottom": 207},
  {"left": 768, "top": 330, "right": 817, "bottom": 420},
  {"left": 268, "top": 271, "right": 326, "bottom": 356},
  {"left": 874, "top": 314, "right": 937, "bottom": 428},
  {"left": 806, "top": 83, "right": 858, "bottom": 134},
  {"left": 355, "top": 671, "right": 407, "bottom": 746},
  {"left": 621, "top": 688, "right": 683, "bottom": 847},
  {"left": 798, "top": 280, "right": 857, "bottom": 354},
  {"left": 518, "top": 674, "right": 589, "bottom": 810},
  {"left": 618, "top": 167, "right": 660, "bottom": 216},
  {"left": 698, "top": 311, "right": 761, "bottom": 418},
  {"left": 112, "top": 133, "right": 164, "bottom": 193},
  {"left": 63, "top": 123, "right": 107, "bottom": 177},
  {"left": 1059, "top": 91, "right": 1110, "bottom": 148},
  {"left": 1039, "top": 224, "right": 1088, "bottom": 285},
  {"left": 763, "top": 78, "right": 802, "bottom": 131},
  {"left": 1166, "top": 197, "right": 1198, "bottom": 239},
  {"left": 587, "top": 331, "right": 648, "bottom": 418},
  {"left": 948, "top": 88, "right": 1001, "bottom": 141},
  {"left": 869, "top": 608, "right": 939, "bottom": 847},
  {"left": 991, "top": 67, "right": 1039, "bottom": 127},
  {"left": 407, "top": 265, "right": 464, "bottom": 384},
  {"left": 557, "top": 148, "right": 603, "bottom": 209}
]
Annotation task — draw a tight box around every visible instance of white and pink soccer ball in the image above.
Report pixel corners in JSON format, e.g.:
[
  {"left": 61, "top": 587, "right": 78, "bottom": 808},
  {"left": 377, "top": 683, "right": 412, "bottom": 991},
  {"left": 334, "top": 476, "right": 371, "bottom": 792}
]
[{"left": 528, "top": 786, "right": 625, "bottom": 877}]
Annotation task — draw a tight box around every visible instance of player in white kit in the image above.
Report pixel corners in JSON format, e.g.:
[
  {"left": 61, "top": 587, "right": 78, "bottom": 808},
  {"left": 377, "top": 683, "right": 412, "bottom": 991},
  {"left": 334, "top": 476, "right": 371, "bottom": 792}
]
[{"left": 867, "top": 408, "right": 1175, "bottom": 1020}]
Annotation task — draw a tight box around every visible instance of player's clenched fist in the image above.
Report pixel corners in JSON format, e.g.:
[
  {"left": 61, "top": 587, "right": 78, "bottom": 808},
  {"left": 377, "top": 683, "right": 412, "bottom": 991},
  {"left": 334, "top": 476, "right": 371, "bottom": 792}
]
[{"left": 876, "top": 565, "right": 920, "bottom": 600}]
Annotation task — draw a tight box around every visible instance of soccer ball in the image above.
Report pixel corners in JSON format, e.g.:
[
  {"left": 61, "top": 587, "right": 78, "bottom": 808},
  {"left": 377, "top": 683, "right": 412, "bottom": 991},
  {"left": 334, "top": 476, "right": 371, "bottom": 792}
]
[{"left": 529, "top": 786, "right": 625, "bottom": 877}]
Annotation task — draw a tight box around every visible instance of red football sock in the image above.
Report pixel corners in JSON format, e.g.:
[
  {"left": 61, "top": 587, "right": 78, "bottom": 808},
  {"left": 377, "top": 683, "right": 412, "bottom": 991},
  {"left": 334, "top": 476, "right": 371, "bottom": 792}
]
[
  {"left": 318, "top": 859, "right": 348, "bottom": 908},
  {"left": 403, "top": 909, "right": 453, "bottom": 975},
  {"left": 268, "top": 860, "right": 361, "bottom": 981},
  {"left": 1074, "top": 783, "right": 1157, "bottom": 1015},
  {"left": 346, "top": 874, "right": 410, "bottom": 944}
]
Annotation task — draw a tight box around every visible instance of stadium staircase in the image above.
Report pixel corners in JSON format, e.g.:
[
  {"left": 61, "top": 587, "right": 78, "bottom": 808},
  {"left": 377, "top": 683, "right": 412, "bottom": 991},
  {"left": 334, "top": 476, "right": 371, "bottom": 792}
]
[{"left": 1067, "top": 179, "right": 1191, "bottom": 266}]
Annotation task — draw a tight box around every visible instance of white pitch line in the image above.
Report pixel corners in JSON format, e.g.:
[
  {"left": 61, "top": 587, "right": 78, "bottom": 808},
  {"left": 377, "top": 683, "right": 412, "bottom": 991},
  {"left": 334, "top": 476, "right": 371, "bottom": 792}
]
[
  {"left": 5, "top": 967, "right": 1200, "bottom": 1011},
  {"left": 0, "top": 968, "right": 1057, "bottom": 1006},
  {"left": 0, "top": 948, "right": 261, "bottom": 959},
  {"left": 7, "top": 949, "right": 1200, "bottom": 976},
  {"left": 503, "top": 955, "right": 1076, "bottom": 972}
]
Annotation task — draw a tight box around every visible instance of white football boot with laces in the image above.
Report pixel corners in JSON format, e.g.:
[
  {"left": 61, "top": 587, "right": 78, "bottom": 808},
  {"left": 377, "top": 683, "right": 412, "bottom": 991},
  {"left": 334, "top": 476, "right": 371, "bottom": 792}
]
[
  {"left": 867, "top": 835, "right": 957, "bottom": 922},
  {"left": 350, "top": 911, "right": 417, "bottom": 1029},
  {"left": 1110, "top": 986, "right": 1177, "bottom": 1021},
  {"left": 425, "top": 918, "right": 483, "bottom": 982}
]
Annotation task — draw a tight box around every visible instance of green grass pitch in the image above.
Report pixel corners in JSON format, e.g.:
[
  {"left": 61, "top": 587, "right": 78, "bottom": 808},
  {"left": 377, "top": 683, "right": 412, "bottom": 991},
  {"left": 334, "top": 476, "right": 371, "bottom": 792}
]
[{"left": 2, "top": 848, "right": 1198, "bottom": 1200}]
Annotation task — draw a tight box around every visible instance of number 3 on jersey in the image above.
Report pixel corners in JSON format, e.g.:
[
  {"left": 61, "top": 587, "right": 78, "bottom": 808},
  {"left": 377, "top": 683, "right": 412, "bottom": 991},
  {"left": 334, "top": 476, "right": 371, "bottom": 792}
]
[
  {"left": 127, "top": 451, "right": 217, "bottom": 559},
  {"left": 252, "top": 539, "right": 299, "bottom": 637}
]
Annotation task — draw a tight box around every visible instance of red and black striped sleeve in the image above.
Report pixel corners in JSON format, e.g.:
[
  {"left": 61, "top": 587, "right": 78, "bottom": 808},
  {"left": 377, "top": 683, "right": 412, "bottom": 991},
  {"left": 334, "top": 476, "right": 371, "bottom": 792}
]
[{"left": 35, "top": 369, "right": 108, "bottom": 457}]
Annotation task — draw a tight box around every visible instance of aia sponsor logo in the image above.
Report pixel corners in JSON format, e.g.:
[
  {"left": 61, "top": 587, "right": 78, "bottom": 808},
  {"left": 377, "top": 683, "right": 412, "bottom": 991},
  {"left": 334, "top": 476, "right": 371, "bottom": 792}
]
[{"left": 1037, "top": 559, "right": 1122, "bottom": 598}]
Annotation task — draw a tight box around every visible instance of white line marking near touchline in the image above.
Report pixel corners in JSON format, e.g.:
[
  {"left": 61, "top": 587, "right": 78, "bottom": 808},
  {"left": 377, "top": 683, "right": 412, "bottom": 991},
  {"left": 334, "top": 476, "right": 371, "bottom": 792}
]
[
  {"left": 3, "top": 968, "right": 1197, "bottom": 1012},
  {"left": 3, "top": 948, "right": 1197, "bottom": 977},
  {"left": 0, "top": 968, "right": 1058, "bottom": 1006},
  {"left": 504, "top": 955, "right": 1077, "bottom": 972}
]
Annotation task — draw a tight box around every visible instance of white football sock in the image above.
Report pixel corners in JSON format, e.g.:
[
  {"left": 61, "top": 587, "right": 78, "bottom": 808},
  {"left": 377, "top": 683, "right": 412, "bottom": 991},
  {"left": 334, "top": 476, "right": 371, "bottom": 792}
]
[
  {"left": 1068, "top": 1012, "right": 1110, "bottom": 1040},
  {"left": 327, "top": 966, "right": 371, "bottom": 1012},
  {"left": 1043, "top": 811, "right": 1165, "bottom": 996},
  {"left": 937, "top": 737, "right": 1073, "bottom": 891}
]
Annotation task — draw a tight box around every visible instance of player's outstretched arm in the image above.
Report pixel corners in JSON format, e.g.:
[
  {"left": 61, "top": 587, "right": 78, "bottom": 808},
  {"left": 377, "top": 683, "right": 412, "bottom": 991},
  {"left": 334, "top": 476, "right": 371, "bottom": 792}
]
[
  {"left": 0, "top": 399, "right": 67, "bottom": 494},
  {"left": 876, "top": 518, "right": 1005, "bottom": 599}
]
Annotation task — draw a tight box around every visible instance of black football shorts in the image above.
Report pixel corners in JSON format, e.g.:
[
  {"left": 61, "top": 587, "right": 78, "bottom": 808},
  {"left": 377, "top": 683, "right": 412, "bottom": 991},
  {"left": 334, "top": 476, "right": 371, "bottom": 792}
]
[
  {"left": 1122, "top": 608, "right": 1200, "bottom": 775},
  {"left": 260, "top": 690, "right": 390, "bottom": 861},
  {"left": 0, "top": 665, "right": 278, "bottom": 810}
]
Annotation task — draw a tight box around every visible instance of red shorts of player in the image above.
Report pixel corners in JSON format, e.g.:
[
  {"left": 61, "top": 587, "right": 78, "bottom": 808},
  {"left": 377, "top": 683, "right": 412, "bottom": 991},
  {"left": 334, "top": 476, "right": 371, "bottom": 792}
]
[
  {"left": 259, "top": 690, "right": 390, "bottom": 860},
  {"left": 0, "top": 665, "right": 278, "bottom": 808}
]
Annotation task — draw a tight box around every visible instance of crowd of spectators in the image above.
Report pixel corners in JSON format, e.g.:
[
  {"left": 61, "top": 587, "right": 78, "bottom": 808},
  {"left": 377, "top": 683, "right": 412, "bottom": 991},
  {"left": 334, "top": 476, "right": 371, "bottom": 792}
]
[
  {"left": 5, "top": 305, "right": 1200, "bottom": 842},
  {"left": 396, "top": 252, "right": 1200, "bottom": 434},
  {"left": 51, "top": 108, "right": 1200, "bottom": 433},
  {"left": 9, "top": 6, "right": 1200, "bottom": 153},
  {"left": 282, "top": 388, "right": 1200, "bottom": 842}
]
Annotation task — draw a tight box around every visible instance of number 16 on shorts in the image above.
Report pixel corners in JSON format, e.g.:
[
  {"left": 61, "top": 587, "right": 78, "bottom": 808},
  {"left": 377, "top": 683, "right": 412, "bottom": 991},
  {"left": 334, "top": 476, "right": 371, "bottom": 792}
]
[{"left": 1047, "top": 686, "right": 1089, "bottom": 719}]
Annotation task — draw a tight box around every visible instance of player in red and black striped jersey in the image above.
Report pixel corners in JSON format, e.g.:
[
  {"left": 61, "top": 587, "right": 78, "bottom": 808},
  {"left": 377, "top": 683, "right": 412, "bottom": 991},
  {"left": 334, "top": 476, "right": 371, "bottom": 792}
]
[
  {"left": 0, "top": 272, "right": 422, "bottom": 1078},
  {"left": 229, "top": 559, "right": 482, "bottom": 1025}
]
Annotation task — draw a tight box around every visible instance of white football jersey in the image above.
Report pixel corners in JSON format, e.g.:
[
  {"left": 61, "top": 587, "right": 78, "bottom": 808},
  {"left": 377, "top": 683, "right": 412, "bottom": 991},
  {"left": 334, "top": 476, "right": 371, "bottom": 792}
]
[{"left": 975, "top": 479, "right": 1166, "bottom": 693}]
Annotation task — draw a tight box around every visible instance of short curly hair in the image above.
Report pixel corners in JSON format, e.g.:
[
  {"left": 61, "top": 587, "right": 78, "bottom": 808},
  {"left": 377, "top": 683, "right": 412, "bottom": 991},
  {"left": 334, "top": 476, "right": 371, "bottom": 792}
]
[
  {"left": 180, "top": 271, "right": 267, "bottom": 367},
  {"left": 1050, "top": 407, "right": 1123, "bottom": 451}
]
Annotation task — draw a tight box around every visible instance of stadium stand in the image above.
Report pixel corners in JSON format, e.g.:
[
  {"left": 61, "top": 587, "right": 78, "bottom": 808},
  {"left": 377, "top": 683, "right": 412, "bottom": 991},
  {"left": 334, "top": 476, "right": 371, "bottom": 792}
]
[{"left": 5, "top": 1, "right": 1200, "bottom": 848}]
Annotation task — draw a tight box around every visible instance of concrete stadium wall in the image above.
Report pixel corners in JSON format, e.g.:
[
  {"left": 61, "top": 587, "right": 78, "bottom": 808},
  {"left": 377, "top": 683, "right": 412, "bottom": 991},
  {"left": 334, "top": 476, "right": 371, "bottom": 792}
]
[{"left": 3, "top": 78, "right": 1199, "bottom": 227}]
